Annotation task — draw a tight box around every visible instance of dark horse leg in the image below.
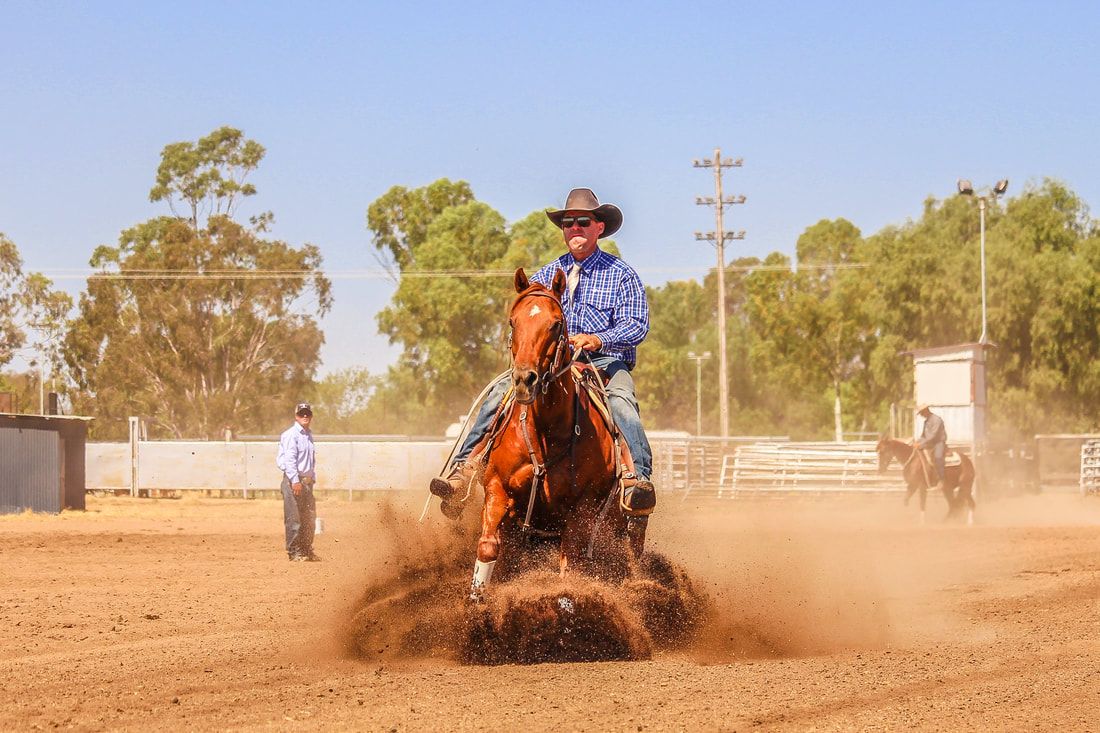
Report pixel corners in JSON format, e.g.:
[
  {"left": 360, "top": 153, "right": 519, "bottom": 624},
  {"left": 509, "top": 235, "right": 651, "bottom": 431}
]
[
  {"left": 559, "top": 497, "right": 632, "bottom": 582},
  {"left": 952, "top": 462, "right": 977, "bottom": 526},
  {"left": 941, "top": 467, "right": 960, "bottom": 521},
  {"left": 904, "top": 481, "right": 918, "bottom": 506}
]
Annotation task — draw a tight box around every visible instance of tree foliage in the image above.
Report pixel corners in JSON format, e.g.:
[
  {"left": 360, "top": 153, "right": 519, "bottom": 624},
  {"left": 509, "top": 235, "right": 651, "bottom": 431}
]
[
  {"left": 339, "top": 177, "right": 1100, "bottom": 443},
  {"left": 0, "top": 233, "right": 71, "bottom": 372},
  {"left": 634, "top": 181, "right": 1100, "bottom": 441},
  {"left": 62, "top": 128, "right": 331, "bottom": 439},
  {"left": 149, "top": 126, "right": 265, "bottom": 228}
]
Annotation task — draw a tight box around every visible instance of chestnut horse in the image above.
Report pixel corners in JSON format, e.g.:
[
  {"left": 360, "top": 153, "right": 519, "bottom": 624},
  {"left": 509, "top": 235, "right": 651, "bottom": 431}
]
[
  {"left": 467, "top": 268, "right": 633, "bottom": 601},
  {"left": 875, "top": 437, "right": 976, "bottom": 525}
]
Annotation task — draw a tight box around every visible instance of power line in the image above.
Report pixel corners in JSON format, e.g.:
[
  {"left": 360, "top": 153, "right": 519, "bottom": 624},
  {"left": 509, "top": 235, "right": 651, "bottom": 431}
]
[{"left": 33, "top": 262, "right": 869, "bottom": 281}]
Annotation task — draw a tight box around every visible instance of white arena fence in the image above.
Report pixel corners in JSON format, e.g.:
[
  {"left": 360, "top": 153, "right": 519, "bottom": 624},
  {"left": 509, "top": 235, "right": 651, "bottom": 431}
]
[
  {"left": 86, "top": 440, "right": 453, "bottom": 497},
  {"left": 86, "top": 437, "right": 911, "bottom": 498},
  {"left": 1081, "top": 439, "right": 1100, "bottom": 496},
  {"left": 715, "top": 441, "right": 908, "bottom": 498}
]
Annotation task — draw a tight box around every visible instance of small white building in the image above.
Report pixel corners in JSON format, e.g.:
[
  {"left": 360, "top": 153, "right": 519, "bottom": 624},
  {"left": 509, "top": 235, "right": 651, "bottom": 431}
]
[{"left": 903, "top": 342, "right": 993, "bottom": 450}]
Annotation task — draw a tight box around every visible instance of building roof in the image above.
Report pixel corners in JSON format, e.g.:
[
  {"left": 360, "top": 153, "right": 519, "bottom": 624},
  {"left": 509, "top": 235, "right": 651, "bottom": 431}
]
[
  {"left": 899, "top": 341, "right": 998, "bottom": 358},
  {"left": 0, "top": 413, "right": 95, "bottom": 423}
]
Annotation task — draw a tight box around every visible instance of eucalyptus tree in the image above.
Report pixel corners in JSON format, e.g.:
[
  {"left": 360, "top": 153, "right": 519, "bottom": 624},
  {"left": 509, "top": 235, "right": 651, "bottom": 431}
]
[{"left": 63, "top": 127, "right": 331, "bottom": 439}]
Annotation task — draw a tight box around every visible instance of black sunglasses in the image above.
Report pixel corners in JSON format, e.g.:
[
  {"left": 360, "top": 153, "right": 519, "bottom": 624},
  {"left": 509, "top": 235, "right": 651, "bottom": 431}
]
[{"left": 561, "top": 216, "right": 594, "bottom": 229}]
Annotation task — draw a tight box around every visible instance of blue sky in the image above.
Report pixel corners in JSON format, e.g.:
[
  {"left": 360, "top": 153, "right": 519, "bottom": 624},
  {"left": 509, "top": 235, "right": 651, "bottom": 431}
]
[{"left": 2, "top": 1, "right": 1097, "bottom": 375}]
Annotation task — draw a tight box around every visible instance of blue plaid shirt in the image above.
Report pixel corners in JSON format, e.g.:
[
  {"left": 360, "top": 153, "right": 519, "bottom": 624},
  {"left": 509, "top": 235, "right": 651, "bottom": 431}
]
[{"left": 531, "top": 247, "right": 649, "bottom": 368}]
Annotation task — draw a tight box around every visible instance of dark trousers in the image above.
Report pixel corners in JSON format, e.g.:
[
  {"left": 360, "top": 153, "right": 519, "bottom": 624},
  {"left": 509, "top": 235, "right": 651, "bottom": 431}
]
[
  {"left": 281, "top": 476, "right": 315, "bottom": 557},
  {"left": 931, "top": 443, "right": 946, "bottom": 482}
]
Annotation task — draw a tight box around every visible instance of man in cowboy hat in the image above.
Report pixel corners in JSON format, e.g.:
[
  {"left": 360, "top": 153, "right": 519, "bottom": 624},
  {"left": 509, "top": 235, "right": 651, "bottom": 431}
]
[
  {"left": 430, "top": 187, "right": 656, "bottom": 530},
  {"left": 914, "top": 403, "right": 947, "bottom": 491}
]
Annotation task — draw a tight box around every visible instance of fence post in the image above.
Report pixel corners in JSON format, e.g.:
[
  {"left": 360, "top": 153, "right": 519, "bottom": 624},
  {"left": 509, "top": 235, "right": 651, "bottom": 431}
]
[{"left": 128, "top": 416, "right": 140, "bottom": 497}]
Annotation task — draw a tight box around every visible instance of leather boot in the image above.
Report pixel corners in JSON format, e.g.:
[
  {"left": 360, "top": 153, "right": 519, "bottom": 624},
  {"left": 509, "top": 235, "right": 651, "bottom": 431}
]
[
  {"left": 429, "top": 461, "right": 477, "bottom": 500},
  {"left": 621, "top": 474, "right": 656, "bottom": 516}
]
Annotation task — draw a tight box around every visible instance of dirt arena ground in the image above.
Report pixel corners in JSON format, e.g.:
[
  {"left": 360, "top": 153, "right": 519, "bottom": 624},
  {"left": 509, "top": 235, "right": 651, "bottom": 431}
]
[{"left": 1, "top": 490, "right": 1098, "bottom": 732}]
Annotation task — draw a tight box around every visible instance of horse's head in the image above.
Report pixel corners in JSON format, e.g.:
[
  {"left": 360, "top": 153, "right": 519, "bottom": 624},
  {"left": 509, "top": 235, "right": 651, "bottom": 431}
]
[
  {"left": 875, "top": 435, "right": 892, "bottom": 473},
  {"left": 509, "top": 268, "right": 569, "bottom": 404}
]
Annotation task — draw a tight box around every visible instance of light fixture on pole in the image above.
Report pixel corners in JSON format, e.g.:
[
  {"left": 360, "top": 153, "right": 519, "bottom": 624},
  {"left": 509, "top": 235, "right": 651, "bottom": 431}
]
[
  {"left": 957, "top": 178, "right": 1009, "bottom": 344},
  {"left": 686, "top": 351, "right": 712, "bottom": 436}
]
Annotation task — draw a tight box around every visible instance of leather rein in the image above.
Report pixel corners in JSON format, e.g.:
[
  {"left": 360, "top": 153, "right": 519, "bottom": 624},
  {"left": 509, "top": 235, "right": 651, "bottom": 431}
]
[
  {"left": 507, "top": 288, "right": 582, "bottom": 535},
  {"left": 507, "top": 288, "right": 575, "bottom": 399}
]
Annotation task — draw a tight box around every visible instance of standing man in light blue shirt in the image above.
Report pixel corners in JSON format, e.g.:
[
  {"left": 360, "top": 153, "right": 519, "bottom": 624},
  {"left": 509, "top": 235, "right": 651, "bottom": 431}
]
[{"left": 276, "top": 402, "right": 319, "bottom": 561}]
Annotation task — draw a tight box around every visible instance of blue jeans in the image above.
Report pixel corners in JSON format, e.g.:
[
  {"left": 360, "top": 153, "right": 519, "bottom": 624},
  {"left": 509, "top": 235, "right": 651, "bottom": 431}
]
[
  {"left": 281, "top": 476, "right": 315, "bottom": 557},
  {"left": 455, "top": 355, "right": 653, "bottom": 480}
]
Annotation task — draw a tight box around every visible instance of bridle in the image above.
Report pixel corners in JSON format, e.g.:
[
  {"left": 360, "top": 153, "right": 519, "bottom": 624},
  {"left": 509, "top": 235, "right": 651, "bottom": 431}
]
[{"left": 508, "top": 288, "right": 576, "bottom": 400}]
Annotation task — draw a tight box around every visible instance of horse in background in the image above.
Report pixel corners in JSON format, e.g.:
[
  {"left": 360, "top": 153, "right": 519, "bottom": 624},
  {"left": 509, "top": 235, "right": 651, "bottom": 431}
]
[
  {"left": 466, "top": 268, "right": 637, "bottom": 601},
  {"left": 876, "top": 437, "right": 976, "bottom": 525}
]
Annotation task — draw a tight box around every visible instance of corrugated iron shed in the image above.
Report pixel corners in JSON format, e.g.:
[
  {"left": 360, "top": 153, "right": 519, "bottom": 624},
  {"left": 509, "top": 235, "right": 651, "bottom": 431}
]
[{"left": 0, "top": 414, "right": 92, "bottom": 514}]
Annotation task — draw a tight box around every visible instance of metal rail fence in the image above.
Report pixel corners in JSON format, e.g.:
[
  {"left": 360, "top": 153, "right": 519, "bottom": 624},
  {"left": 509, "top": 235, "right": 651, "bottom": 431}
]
[
  {"left": 1081, "top": 439, "right": 1100, "bottom": 496},
  {"left": 716, "top": 441, "right": 907, "bottom": 498},
  {"left": 86, "top": 437, "right": 920, "bottom": 499}
]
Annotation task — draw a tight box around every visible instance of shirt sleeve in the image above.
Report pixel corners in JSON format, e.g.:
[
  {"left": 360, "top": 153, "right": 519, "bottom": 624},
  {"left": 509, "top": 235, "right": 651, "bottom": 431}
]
[
  {"left": 590, "top": 270, "right": 649, "bottom": 350},
  {"left": 280, "top": 432, "right": 300, "bottom": 483},
  {"left": 917, "top": 416, "right": 945, "bottom": 448},
  {"left": 530, "top": 261, "right": 562, "bottom": 289}
]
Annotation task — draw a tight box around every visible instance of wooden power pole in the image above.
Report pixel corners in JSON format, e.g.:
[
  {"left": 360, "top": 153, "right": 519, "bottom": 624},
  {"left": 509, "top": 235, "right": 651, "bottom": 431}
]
[{"left": 694, "top": 148, "right": 745, "bottom": 439}]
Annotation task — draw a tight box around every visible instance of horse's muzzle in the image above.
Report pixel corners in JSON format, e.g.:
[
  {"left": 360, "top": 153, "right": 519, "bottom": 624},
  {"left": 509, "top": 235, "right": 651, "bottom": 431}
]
[{"left": 512, "top": 367, "right": 538, "bottom": 404}]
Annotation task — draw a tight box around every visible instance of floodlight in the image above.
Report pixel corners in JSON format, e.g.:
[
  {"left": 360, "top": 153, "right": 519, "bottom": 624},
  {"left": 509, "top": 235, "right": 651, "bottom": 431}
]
[
  {"left": 993, "top": 179, "right": 1009, "bottom": 196},
  {"left": 957, "top": 179, "right": 974, "bottom": 195}
]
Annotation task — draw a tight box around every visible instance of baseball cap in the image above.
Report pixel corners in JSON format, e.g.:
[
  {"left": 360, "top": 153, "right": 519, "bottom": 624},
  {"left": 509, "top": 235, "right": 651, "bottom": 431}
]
[{"left": 295, "top": 402, "right": 313, "bottom": 416}]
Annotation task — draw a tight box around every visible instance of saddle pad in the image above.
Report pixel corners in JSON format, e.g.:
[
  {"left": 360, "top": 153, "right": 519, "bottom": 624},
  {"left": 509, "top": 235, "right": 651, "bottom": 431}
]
[{"left": 944, "top": 451, "right": 962, "bottom": 467}]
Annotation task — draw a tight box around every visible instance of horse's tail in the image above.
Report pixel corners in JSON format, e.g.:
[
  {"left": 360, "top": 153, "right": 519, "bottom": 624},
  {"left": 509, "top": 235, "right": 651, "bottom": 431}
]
[{"left": 958, "top": 452, "right": 977, "bottom": 507}]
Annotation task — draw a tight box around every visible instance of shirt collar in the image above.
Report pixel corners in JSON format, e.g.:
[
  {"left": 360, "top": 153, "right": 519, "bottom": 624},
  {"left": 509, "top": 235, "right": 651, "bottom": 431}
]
[{"left": 565, "top": 246, "right": 608, "bottom": 272}]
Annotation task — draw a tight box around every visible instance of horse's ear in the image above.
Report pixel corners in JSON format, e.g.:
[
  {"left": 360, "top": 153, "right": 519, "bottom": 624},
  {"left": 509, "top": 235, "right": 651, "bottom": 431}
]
[
  {"left": 514, "top": 268, "right": 529, "bottom": 293},
  {"left": 550, "top": 268, "right": 567, "bottom": 299}
]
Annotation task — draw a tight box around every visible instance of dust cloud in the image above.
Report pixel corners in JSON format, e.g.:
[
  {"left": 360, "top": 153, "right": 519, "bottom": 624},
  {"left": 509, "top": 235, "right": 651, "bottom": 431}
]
[{"left": 338, "top": 493, "right": 1058, "bottom": 666}]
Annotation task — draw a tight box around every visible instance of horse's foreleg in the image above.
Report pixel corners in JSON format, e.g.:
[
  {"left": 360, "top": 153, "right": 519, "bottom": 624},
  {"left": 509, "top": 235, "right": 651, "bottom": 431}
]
[
  {"left": 470, "top": 481, "right": 509, "bottom": 602},
  {"left": 919, "top": 485, "right": 928, "bottom": 526},
  {"left": 904, "top": 482, "right": 917, "bottom": 506}
]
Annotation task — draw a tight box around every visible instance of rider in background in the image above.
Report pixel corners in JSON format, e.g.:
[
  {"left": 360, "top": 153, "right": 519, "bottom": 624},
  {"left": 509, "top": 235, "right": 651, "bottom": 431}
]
[
  {"left": 430, "top": 187, "right": 657, "bottom": 519},
  {"left": 914, "top": 403, "right": 947, "bottom": 490}
]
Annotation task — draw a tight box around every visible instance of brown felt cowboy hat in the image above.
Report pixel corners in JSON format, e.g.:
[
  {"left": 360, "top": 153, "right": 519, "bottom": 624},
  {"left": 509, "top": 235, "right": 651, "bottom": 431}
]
[{"left": 545, "top": 188, "right": 623, "bottom": 239}]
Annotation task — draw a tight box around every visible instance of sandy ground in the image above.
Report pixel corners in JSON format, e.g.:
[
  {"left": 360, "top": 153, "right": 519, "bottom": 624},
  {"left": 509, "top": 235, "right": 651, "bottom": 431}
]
[{"left": 1, "top": 491, "right": 1098, "bottom": 732}]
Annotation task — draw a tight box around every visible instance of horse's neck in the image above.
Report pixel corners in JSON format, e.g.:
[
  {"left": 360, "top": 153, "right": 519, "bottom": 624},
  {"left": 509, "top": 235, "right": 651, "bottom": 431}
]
[
  {"left": 891, "top": 439, "right": 916, "bottom": 462},
  {"left": 527, "top": 376, "right": 576, "bottom": 439}
]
